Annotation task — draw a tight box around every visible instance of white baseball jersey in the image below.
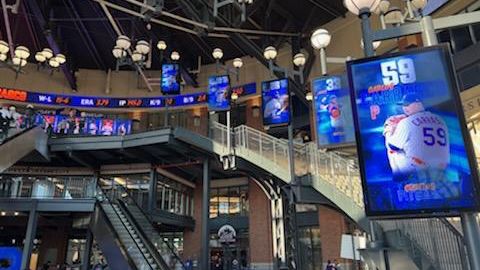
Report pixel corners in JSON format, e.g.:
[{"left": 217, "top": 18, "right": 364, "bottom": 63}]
[{"left": 386, "top": 111, "right": 450, "bottom": 174}]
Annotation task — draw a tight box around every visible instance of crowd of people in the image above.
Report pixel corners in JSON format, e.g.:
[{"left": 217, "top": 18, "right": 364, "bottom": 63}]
[{"left": 0, "top": 104, "right": 36, "bottom": 141}]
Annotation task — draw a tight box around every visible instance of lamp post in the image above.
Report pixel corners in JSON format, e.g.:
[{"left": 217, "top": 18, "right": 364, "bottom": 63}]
[
  {"left": 112, "top": 36, "right": 151, "bottom": 70},
  {"left": 156, "top": 40, "right": 167, "bottom": 63},
  {"left": 343, "top": 0, "right": 380, "bottom": 57},
  {"left": 310, "top": 28, "right": 332, "bottom": 75},
  {"left": 263, "top": 45, "right": 307, "bottom": 269},
  {"left": 163, "top": 51, "right": 181, "bottom": 127}
]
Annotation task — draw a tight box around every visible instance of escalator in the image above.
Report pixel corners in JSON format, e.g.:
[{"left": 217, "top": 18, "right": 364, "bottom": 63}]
[
  {"left": 91, "top": 187, "right": 185, "bottom": 270},
  {"left": 0, "top": 126, "right": 49, "bottom": 173}
]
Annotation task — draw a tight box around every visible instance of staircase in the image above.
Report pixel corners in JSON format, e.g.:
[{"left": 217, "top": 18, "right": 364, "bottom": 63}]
[{"left": 178, "top": 122, "right": 471, "bottom": 270}]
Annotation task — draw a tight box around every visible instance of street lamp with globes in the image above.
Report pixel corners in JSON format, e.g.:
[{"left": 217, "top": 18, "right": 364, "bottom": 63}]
[
  {"left": 310, "top": 28, "right": 331, "bottom": 76},
  {"left": 343, "top": 0, "right": 380, "bottom": 56}
]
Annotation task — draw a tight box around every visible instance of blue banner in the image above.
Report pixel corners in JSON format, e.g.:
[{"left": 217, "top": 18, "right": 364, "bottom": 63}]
[
  {"left": 313, "top": 75, "right": 355, "bottom": 147},
  {"left": 0, "top": 82, "right": 257, "bottom": 109},
  {"left": 262, "top": 79, "right": 290, "bottom": 126},
  {"left": 348, "top": 45, "right": 479, "bottom": 216},
  {"left": 208, "top": 75, "right": 231, "bottom": 111}
]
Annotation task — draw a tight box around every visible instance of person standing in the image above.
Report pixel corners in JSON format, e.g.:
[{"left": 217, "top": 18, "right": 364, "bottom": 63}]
[{"left": 23, "top": 104, "right": 36, "bottom": 129}]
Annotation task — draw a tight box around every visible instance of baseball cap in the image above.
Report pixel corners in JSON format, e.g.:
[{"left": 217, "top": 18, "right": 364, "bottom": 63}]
[{"left": 397, "top": 93, "right": 421, "bottom": 106}]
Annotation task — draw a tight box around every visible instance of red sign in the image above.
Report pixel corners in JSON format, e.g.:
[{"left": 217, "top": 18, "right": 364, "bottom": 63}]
[{"left": 0, "top": 87, "right": 28, "bottom": 102}]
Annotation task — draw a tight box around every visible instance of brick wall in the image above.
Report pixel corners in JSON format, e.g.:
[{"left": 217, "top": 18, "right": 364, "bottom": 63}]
[
  {"left": 318, "top": 205, "right": 349, "bottom": 264},
  {"left": 182, "top": 179, "right": 203, "bottom": 262},
  {"left": 248, "top": 180, "right": 274, "bottom": 266}
]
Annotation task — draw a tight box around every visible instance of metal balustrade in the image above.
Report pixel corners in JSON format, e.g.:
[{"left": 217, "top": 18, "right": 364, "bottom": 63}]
[
  {"left": 381, "top": 218, "right": 469, "bottom": 270},
  {"left": 0, "top": 176, "right": 96, "bottom": 199},
  {"left": 208, "top": 122, "right": 470, "bottom": 268},
  {"left": 208, "top": 122, "right": 365, "bottom": 223}
]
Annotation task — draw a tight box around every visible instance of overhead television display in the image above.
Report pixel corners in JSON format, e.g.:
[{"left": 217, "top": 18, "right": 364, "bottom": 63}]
[
  {"left": 262, "top": 78, "right": 290, "bottom": 126},
  {"left": 161, "top": 64, "right": 180, "bottom": 94},
  {"left": 262, "top": 79, "right": 290, "bottom": 126},
  {"left": 347, "top": 45, "right": 480, "bottom": 217},
  {"left": 208, "top": 75, "right": 230, "bottom": 111},
  {"left": 312, "top": 75, "right": 355, "bottom": 148}
]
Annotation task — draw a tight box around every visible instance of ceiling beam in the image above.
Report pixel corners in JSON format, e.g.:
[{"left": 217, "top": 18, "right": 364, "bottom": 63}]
[
  {"left": 188, "top": 0, "right": 309, "bottom": 106},
  {"left": 64, "top": 0, "right": 107, "bottom": 70},
  {"left": 25, "top": 0, "right": 78, "bottom": 91},
  {"left": 306, "top": 0, "right": 343, "bottom": 18}
]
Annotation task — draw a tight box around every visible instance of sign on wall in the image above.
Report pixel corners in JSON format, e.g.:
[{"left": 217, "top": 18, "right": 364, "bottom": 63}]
[
  {"left": 208, "top": 75, "right": 231, "bottom": 111},
  {"left": 218, "top": 224, "right": 236, "bottom": 243},
  {"left": 261, "top": 78, "right": 290, "bottom": 126},
  {"left": 312, "top": 75, "right": 355, "bottom": 148},
  {"left": 347, "top": 45, "right": 480, "bottom": 217}
]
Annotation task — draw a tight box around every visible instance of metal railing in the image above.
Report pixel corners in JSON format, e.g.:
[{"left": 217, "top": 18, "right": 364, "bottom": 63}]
[
  {"left": 208, "top": 122, "right": 469, "bottom": 268},
  {"left": 209, "top": 123, "right": 364, "bottom": 217},
  {"left": 0, "top": 176, "right": 96, "bottom": 199},
  {"left": 383, "top": 218, "right": 469, "bottom": 270}
]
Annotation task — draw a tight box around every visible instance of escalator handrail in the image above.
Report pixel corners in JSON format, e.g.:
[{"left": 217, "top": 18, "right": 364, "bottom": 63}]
[
  {"left": 117, "top": 199, "right": 173, "bottom": 270},
  {"left": 95, "top": 203, "right": 138, "bottom": 270},
  {"left": 0, "top": 125, "right": 36, "bottom": 145},
  {"left": 99, "top": 189, "right": 157, "bottom": 270},
  {"left": 115, "top": 185, "right": 187, "bottom": 269}
]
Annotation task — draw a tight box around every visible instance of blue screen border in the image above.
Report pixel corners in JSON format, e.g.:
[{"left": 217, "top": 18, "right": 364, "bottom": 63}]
[
  {"left": 346, "top": 44, "right": 480, "bottom": 218},
  {"left": 261, "top": 78, "right": 291, "bottom": 127}
]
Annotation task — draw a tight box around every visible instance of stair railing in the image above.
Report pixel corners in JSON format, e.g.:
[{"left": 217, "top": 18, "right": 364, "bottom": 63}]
[
  {"left": 209, "top": 122, "right": 469, "bottom": 269},
  {"left": 115, "top": 185, "right": 187, "bottom": 270},
  {"left": 98, "top": 187, "right": 157, "bottom": 270},
  {"left": 392, "top": 218, "right": 469, "bottom": 270}
]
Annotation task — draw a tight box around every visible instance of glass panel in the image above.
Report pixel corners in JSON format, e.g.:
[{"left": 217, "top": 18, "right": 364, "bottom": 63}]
[
  {"left": 218, "top": 188, "right": 229, "bottom": 215},
  {"left": 240, "top": 186, "right": 249, "bottom": 216},
  {"left": 228, "top": 187, "right": 240, "bottom": 215},
  {"left": 472, "top": 23, "right": 480, "bottom": 43},
  {"left": 210, "top": 188, "right": 219, "bottom": 218},
  {"left": 451, "top": 26, "right": 474, "bottom": 52}
]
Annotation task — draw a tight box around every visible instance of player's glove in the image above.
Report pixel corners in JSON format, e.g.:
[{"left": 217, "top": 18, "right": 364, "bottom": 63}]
[{"left": 383, "top": 114, "right": 407, "bottom": 136}]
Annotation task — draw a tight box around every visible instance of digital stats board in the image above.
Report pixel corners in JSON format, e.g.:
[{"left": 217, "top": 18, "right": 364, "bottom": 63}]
[
  {"left": 347, "top": 45, "right": 480, "bottom": 217},
  {"left": 0, "top": 82, "right": 256, "bottom": 109},
  {"left": 208, "top": 75, "right": 231, "bottom": 111},
  {"left": 262, "top": 78, "right": 290, "bottom": 126},
  {"left": 312, "top": 75, "right": 355, "bottom": 148},
  {"left": 161, "top": 64, "right": 180, "bottom": 94}
]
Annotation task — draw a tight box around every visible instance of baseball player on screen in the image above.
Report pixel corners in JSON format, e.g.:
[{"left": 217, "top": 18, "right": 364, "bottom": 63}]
[{"left": 383, "top": 93, "right": 450, "bottom": 181}]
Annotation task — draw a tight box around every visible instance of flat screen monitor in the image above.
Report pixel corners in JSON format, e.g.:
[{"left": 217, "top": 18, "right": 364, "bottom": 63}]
[
  {"left": 161, "top": 64, "right": 180, "bottom": 94},
  {"left": 208, "top": 75, "right": 231, "bottom": 111},
  {"left": 347, "top": 45, "right": 480, "bottom": 217},
  {"left": 261, "top": 78, "right": 290, "bottom": 127},
  {"left": 312, "top": 75, "right": 355, "bottom": 148}
]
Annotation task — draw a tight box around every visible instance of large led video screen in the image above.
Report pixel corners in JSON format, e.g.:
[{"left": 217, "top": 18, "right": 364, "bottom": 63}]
[
  {"left": 262, "top": 78, "right": 290, "bottom": 126},
  {"left": 347, "top": 45, "right": 480, "bottom": 217},
  {"left": 161, "top": 64, "right": 180, "bottom": 94},
  {"left": 312, "top": 75, "right": 355, "bottom": 147},
  {"left": 208, "top": 75, "right": 230, "bottom": 111}
]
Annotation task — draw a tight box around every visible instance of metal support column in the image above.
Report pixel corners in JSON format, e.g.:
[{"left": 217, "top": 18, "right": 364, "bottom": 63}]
[
  {"left": 461, "top": 213, "right": 480, "bottom": 270},
  {"left": 420, "top": 16, "right": 438, "bottom": 47},
  {"left": 148, "top": 167, "right": 158, "bottom": 212},
  {"left": 200, "top": 159, "right": 211, "bottom": 270},
  {"left": 319, "top": 48, "right": 328, "bottom": 76},
  {"left": 21, "top": 202, "right": 38, "bottom": 270},
  {"left": 359, "top": 8, "right": 375, "bottom": 57},
  {"left": 81, "top": 230, "right": 93, "bottom": 270}
]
